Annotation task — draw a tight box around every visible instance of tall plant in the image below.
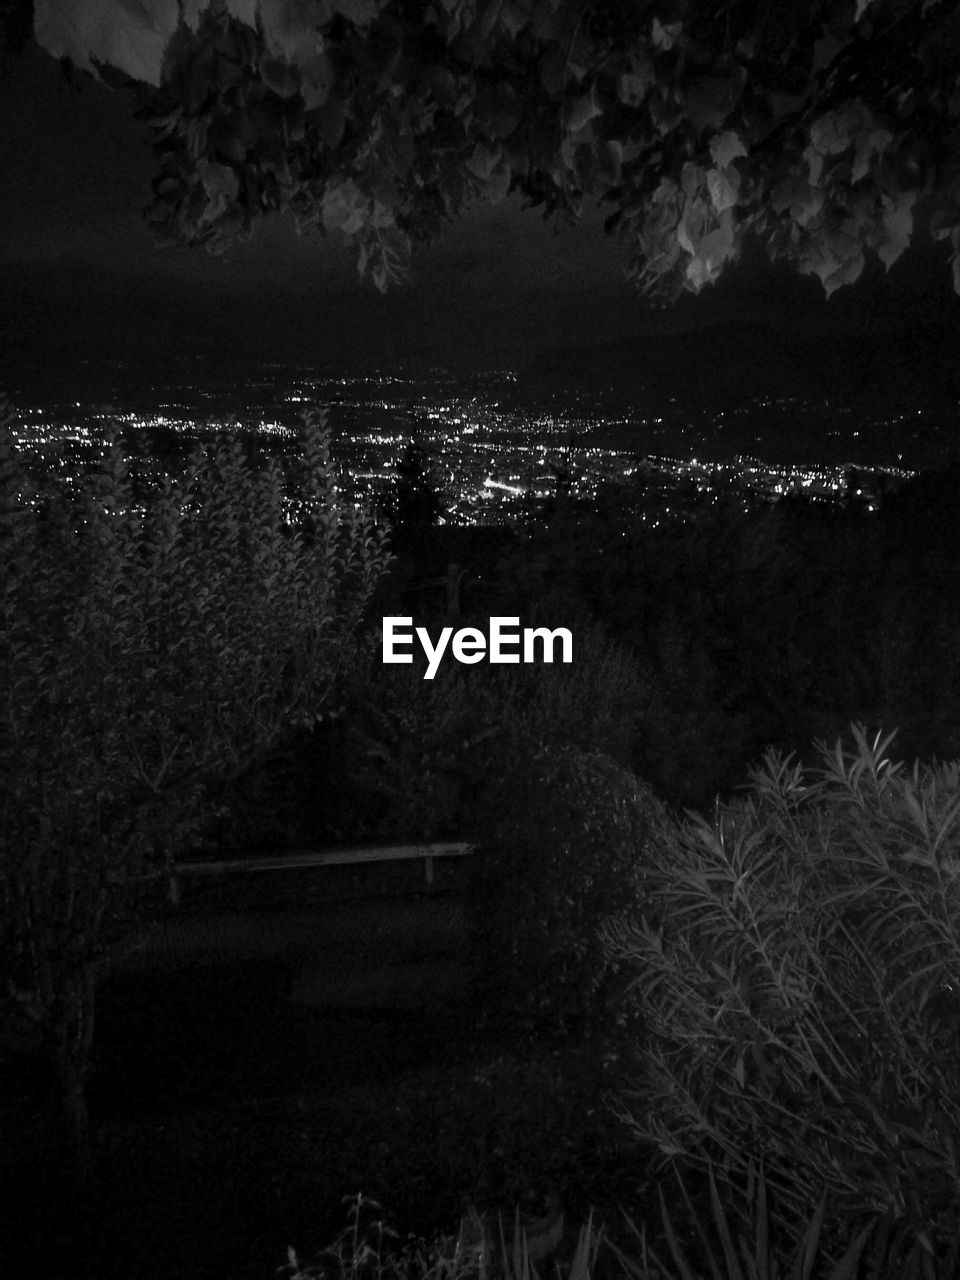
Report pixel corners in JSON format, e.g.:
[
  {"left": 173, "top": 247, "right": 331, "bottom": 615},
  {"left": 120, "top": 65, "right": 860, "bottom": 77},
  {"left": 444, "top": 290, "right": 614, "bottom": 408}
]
[
  {"left": 0, "top": 402, "right": 388, "bottom": 1176},
  {"left": 468, "top": 744, "right": 664, "bottom": 1043},
  {"left": 601, "top": 726, "right": 960, "bottom": 1270}
]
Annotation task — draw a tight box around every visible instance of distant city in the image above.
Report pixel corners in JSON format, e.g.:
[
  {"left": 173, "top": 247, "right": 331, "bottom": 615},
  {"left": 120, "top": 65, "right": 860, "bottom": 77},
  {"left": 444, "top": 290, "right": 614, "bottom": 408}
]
[{"left": 8, "top": 360, "right": 926, "bottom": 529}]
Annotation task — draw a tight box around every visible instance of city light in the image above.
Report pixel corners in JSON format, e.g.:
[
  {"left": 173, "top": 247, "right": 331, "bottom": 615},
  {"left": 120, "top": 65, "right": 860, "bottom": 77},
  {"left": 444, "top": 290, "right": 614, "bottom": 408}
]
[{"left": 7, "top": 364, "right": 922, "bottom": 528}]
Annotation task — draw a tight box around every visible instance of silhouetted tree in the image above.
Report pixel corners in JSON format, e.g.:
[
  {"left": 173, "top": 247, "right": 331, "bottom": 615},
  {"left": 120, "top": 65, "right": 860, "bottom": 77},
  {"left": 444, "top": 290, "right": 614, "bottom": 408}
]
[{"left": 390, "top": 439, "right": 444, "bottom": 533}]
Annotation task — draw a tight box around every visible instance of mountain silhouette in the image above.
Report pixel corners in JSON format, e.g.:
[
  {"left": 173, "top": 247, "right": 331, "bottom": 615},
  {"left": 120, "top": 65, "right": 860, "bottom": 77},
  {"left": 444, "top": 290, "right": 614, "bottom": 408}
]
[
  {"left": 518, "top": 320, "right": 959, "bottom": 405},
  {"left": 515, "top": 320, "right": 960, "bottom": 464}
]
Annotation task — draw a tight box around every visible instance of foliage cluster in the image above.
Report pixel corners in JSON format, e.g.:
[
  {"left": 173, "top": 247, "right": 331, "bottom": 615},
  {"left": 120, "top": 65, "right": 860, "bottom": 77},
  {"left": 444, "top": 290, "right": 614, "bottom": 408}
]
[
  {"left": 281, "top": 1191, "right": 601, "bottom": 1280},
  {"left": 497, "top": 493, "right": 960, "bottom": 807},
  {"left": 304, "top": 619, "right": 651, "bottom": 843},
  {"left": 284, "top": 1168, "right": 960, "bottom": 1280},
  {"left": 204, "top": 617, "right": 662, "bottom": 1044},
  {"left": 467, "top": 744, "right": 664, "bottom": 1044},
  {"left": 608, "top": 1161, "right": 903, "bottom": 1280},
  {"left": 601, "top": 726, "right": 960, "bottom": 1275},
  {"left": 284, "top": 1170, "right": 935, "bottom": 1280},
  {"left": 0, "top": 401, "right": 388, "bottom": 1163},
  {"left": 32, "top": 0, "right": 960, "bottom": 299}
]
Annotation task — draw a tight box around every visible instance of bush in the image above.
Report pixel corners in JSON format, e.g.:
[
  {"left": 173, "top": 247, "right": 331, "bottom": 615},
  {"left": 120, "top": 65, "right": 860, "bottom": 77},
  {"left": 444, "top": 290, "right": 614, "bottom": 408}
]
[
  {"left": 335, "top": 622, "right": 651, "bottom": 842},
  {"left": 467, "top": 745, "right": 665, "bottom": 1043},
  {"left": 602, "top": 726, "right": 960, "bottom": 1270},
  {"left": 0, "top": 402, "right": 389, "bottom": 1173},
  {"left": 488, "top": 621, "right": 649, "bottom": 769}
]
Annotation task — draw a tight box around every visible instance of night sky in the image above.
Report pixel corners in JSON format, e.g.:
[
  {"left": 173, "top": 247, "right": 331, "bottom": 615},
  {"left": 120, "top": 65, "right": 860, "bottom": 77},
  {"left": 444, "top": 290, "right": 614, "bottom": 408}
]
[{"left": 2, "top": 41, "right": 960, "bottom": 390}]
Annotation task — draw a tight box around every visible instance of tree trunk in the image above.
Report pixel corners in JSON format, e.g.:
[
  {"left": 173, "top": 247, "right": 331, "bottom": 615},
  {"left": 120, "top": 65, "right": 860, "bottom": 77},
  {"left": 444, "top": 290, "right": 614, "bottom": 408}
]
[
  {"left": 54, "top": 1035, "right": 92, "bottom": 1186},
  {"left": 46, "top": 967, "right": 96, "bottom": 1189}
]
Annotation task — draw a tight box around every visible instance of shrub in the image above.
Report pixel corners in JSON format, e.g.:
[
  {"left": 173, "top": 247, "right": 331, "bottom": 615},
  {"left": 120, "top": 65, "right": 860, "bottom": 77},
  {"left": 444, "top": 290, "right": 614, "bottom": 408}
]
[
  {"left": 0, "top": 402, "right": 389, "bottom": 1173},
  {"left": 280, "top": 1191, "right": 604, "bottom": 1280},
  {"left": 601, "top": 726, "right": 960, "bottom": 1270},
  {"left": 337, "top": 622, "right": 651, "bottom": 841},
  {"left": 338, "top": 653, "right": 478, "bottom": 840},
  {"left": 486, "top": 621, "right": 650, "bottom": 769},
  {"left": 608, "top": 1161, "right": 884, "bottom": 1280},
  {"left": 467, "top": 745, "right": 665, "bottom": 1043}
]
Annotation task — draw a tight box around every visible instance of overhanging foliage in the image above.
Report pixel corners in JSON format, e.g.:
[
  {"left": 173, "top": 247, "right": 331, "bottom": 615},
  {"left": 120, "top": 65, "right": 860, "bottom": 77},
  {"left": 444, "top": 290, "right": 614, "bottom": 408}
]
[{"left": 30, "top": 0, "right": 960, "bottom": 298}]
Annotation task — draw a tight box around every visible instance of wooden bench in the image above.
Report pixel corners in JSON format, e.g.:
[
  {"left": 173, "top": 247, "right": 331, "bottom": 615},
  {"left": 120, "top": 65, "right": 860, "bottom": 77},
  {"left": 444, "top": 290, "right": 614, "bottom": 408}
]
[{"left": 166, "top": 841, "right": 475, "bottom": 904}]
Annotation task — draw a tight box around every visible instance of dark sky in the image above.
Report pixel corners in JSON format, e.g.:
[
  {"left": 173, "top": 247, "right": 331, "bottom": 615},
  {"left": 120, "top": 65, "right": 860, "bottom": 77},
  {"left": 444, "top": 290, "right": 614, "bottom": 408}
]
[{"left": 2, "top": 42, "right": 960, "bottom": 388}]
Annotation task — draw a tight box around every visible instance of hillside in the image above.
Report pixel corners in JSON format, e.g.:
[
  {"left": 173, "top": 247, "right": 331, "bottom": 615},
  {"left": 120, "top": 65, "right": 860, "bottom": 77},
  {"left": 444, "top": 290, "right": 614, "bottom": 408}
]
[{"left": 515, "top": 320, "right": 960, "bottom": 465}]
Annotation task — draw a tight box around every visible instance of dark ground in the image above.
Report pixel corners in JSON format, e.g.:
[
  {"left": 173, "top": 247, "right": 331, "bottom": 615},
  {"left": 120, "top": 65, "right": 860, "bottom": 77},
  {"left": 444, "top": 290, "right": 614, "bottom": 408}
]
[{"left": 0, "top": 859, "right": 652, "bottom": 1280}]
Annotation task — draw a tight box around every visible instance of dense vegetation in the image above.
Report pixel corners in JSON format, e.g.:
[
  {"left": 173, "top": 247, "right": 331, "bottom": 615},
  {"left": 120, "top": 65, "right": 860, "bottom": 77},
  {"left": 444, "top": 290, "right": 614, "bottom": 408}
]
[
  {"left": 4, "top": 416, "right": 960, "bottom": 1277},
  {"left": 0, "top": 402, "right": 389, "bottom": 1177},
  {"left": 6, "top": 2, "right": 960, "bottom": 1272},
  {"left": 28, "top": 0, "right": 960, "bottom": 301},
  {"left": 220, "top": 456, "right": 960, "bottom": 852},
  {"left": 605, "top": 727, "right": 960, "bottom": 1275}
]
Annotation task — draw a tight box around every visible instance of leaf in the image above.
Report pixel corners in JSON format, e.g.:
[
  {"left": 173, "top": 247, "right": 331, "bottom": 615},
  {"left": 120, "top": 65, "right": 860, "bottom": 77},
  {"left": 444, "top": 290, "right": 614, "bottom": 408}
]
[
  {"left": 851, "top": 125, "right": 893, "bottom": 183},
  {"left": 616, "top": 71, "right": 645, "bottom": 107},
  {"left": 368, "top": 199, "right": 395, "bottom": 229},
  {"left": 299, "top": 49, "right": 333, "bottom": 108},
  {"left": 686, "top": 75, "right": 735, "bottom": 134},
  {"left": 652, "top": 16, "right": 681, "bottom": 52},
  {"left": 259, "top": 0, "right": 326, "bottom": 63},
  {"left": 808, "top": 240, "right": 870, "bottom": 294},
  {"left": 500, "top": 0, "right": 532, "bottom": 37},
  {"left": 769, "top": 89, "right": 809, "bottom": 124},
  {"left": 479, "top": 159, "right": 512, "bottom": 204},
  {"left": 181, "top": 0, "right": 204, "bottom": 31},
  {"left": 876, "top": 191, "right": 915, "bottom": 269},
  {"left": 35, "top": 0, "right": 179, "bottom": 86},
  {"left": 783, "top": 181, "right": 823, "bottom": 228},
  {"left": 567, "top": 87, "right": 602, "bottom": 134},
  {"left": 261, "top": 56, "right": 301, "bottom": 97},
  {"left": 333, "top": 0, "right": 381, "bottom": 27},
  {"left": 598, "top": 139, "right": 622, "bottom": 184},
  {"left": 684, "top": 212, "right": 736, "bottom": 292},
  {"left": 197, "top": 158, "right": 240, "bottom": 203},
  {"left": 706, "top": 166, "right": 739, "bottom": 213},
  {"left": 809, "top": 104, "right": 863, "bottom": 156},
  {"left": 709, "top": 130, "right": 747, "bottom": 169},
  {"left": 680, "top": 161, "right": 701, "bottom": 199},
  {"left": 322, "top": 178, "right": 367, "bottom": 234},
  {"left": 676, "top": 203, "right": 703, "bottom": 255},
  {"left": 224, "top": 0, "right": 258, "bottom": 24},
  {"left": 465, "top": 141, "right": 500, "bottom": 179},
  {"left": 812, "top": 32, "right": 848, "bottom": 74}
]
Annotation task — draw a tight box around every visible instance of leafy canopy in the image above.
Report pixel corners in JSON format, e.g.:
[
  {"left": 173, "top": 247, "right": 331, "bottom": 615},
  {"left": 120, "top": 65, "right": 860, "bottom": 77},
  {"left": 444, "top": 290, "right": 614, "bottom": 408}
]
[{"left": 32, "top": 0, "right": 960, "bottom": 299}]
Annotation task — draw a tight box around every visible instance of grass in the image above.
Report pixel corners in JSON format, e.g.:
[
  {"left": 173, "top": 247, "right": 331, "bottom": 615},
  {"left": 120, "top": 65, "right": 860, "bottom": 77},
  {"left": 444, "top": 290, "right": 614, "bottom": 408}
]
[{"left": 279, "top": 1191, "right": 606, "bottom": 1280}]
